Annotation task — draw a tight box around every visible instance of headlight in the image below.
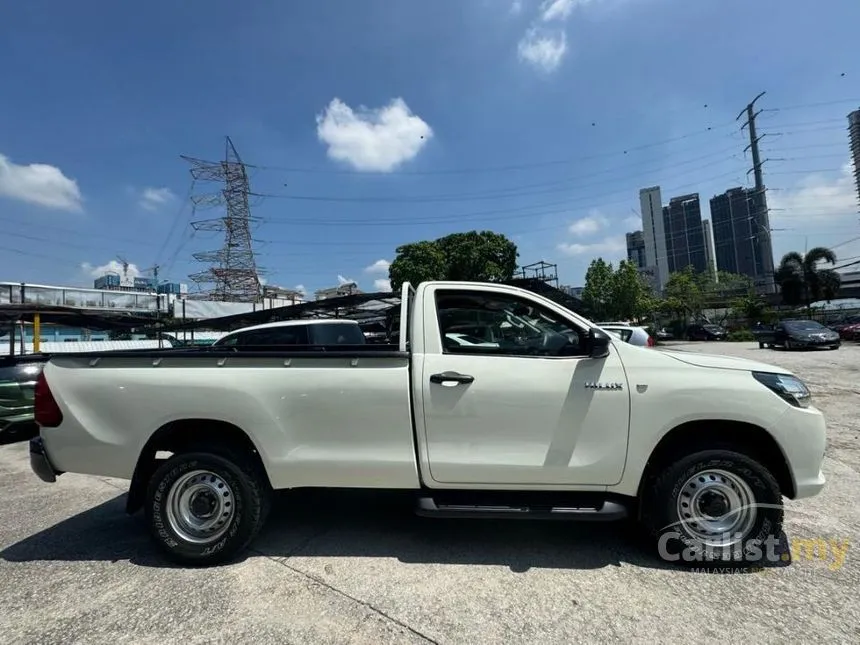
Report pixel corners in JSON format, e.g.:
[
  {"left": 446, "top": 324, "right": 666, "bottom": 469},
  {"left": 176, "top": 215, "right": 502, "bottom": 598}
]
[{"left": 752, "top": 371, "right": 811, "bottom": 408}]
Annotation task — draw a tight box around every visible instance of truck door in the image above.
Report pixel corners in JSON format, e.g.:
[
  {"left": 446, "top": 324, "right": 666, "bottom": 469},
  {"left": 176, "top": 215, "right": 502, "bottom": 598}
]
[{"left": 417, "top": 284, "right": 630, "bottom": 487}]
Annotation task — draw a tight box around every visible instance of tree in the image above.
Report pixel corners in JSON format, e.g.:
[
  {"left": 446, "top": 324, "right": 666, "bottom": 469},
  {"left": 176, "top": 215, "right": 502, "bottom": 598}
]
[
  {"left": 775, "top": 247, "right": 841, "bottom": 306},
  {"left": 663, "top": 266, "right": 704, "bottom": 320},
  {"left": 388, "top": 231, "right": 518, "bottom": 291},
  {"left": 612, "top": 260, "right": 650, "bottom": 321},
  {"left": 435, "top": 231, "right": 519, "bottom": 283},
  {"left": 582, "top": 258, "right": 615, "bottom": 321},
  {"left": 388, "top": 241, "right": 448, "bottom": 291}
]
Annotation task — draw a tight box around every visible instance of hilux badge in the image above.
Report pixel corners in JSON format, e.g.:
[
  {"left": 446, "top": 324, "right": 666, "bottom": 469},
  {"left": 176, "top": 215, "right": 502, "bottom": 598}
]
[{"left": 584, "top": 382, "right": 624, "bottom": 390}]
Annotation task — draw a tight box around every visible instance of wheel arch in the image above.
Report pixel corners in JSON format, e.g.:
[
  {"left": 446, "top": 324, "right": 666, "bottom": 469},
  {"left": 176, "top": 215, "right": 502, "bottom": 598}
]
[
  {"left": 635, "top": 419, "right": 795, "bottom": 517},
  {"left": 126, "top": 418, "right": 271, "bottom": 515}
]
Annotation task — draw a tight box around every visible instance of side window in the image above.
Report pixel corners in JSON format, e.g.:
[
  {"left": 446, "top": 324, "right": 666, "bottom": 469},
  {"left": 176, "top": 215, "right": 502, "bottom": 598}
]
[
  {"left": 435, "top": 290, "right": 585, "bottom": 357},
  {"left": 238, "top": 326, "right": 310, "bottom": 347},
  {"left": 218, "top": 335, "right": 239, "bottom": 347}
]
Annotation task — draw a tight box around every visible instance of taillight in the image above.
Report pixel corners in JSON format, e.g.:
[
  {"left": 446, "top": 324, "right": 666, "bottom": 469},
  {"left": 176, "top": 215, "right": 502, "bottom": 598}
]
[
  {"left": 647, "top": 335, "right": 655, "bottom": 347},
  {"left": 34, "top": 372, "right": 63, "bottom": 428}
]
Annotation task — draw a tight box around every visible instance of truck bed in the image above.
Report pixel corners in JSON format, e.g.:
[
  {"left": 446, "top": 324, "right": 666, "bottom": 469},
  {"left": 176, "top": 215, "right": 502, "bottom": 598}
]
[{"left": 39, "top": 346, "right": 419, "bottom": 490}]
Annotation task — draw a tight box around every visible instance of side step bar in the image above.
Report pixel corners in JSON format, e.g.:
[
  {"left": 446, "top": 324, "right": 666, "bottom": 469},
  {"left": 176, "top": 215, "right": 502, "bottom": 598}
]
[{"left": 415, "top": 497, "right": 629, "bottom": 521}]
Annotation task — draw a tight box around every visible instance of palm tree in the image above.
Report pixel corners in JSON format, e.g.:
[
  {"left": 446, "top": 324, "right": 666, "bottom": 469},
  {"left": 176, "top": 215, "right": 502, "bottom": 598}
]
[{"left": 775, "top": 247, "right": 841, "bottom": 306}]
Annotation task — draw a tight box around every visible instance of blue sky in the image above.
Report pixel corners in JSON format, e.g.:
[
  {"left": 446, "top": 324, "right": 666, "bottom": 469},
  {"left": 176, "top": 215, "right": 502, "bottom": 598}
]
[{"left": 1, "top": 0, "right": 859, "bottom": 297}]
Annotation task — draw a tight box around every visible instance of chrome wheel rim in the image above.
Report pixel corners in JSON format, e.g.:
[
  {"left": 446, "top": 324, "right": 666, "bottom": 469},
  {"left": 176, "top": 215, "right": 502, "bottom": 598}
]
[
  {"left": 166, "top": 469, "right": 235, "bottom": 544},
  {"left": 675, "top": 469, "right": 757, "bottom": 548}
]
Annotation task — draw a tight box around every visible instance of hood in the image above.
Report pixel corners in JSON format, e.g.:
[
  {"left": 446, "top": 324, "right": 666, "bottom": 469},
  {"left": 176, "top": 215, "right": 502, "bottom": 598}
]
[{"left": 659, "top": 349, "right": 792, "bottom": 375}]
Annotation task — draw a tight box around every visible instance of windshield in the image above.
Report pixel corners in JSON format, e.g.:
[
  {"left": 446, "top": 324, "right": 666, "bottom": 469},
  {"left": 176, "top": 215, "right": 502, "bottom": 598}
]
[
  {"left": 785, "top": 320, "right": 827, "bottom": 331},
  {"left": 704, "top": 325, "right": 723, "bottom": 332}
]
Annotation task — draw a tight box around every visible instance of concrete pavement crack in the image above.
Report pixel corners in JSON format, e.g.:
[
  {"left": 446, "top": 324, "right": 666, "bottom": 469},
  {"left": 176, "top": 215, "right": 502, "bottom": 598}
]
[{"left": 251, "top": 549, "right": 440, "bottom": 644}]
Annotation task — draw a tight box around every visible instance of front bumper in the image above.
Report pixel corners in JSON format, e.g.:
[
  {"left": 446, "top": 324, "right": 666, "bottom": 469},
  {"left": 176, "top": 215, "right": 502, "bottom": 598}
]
[
  {"left": 30, "top": 437, "right": 62, "bottom": 483},
  {"left": 791, "top": 336, "right": 840, "bottom": 348},
  {"left": 775, "top": 406, "right": 827, "bottom": 499}
]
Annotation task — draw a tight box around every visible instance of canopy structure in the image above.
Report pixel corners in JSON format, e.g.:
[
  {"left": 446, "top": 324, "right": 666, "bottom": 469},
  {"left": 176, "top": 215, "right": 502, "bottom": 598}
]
[
  {"left": 157, "top": 291, "right": 403, "bottom": 333},
  {"left": 0, "top": 304, "right": 160, "bottom": 330},
  {"left": 155, "top": 280, "right": 588, "bottom": 335}
]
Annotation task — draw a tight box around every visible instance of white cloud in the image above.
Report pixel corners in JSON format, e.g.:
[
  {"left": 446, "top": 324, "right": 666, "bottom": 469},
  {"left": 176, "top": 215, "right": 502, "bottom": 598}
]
[
  {"left": 316, "top": 98, "right": 433, "bottom": 172},
  {"left": 557, "top": 236, "right": 626, "bottom": 256},
  {"left": 337, "top": 274, "right": 356, "bottom": 286},
  {"left": 568, "top": 211, "right": 609, "bottom": 236},
  {"left": 0, "top": 153, "right": 82, "bottom": 212},
  {"left": 294, "top": 284, "right": 307, "bottom": 295},
  {"left": 768, "top": 163, "right": 858, "bottom": 225},
  {"left": 373, "top": 278, "right": 393, "bottom": 292},
  {"left": 81, "top": 259, "right": 141, "bottom": 278},
  {"left": 139, "top": 187, "right": 176, "bottom": 211},
  {"left": 364, "top": 259, "right": 391, "bottom": 274},
  {"left": 540, "top": 0, "right": 579, "bottom": 21},
  {"left": 517, "top": 28, "right": 567, "bottom": 73}
]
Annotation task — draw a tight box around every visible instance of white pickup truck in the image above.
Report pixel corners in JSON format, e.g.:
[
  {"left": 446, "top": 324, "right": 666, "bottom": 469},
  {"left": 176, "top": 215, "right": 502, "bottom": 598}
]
[{"left": 29, "top": 281, "right": 827, "bottom": 566}]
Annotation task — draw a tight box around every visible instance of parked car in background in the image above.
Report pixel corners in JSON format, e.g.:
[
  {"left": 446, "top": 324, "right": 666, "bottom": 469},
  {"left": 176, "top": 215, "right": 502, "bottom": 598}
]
[
  {"left": 835, "top": 321, "right": 860, "bottom": 341},
  {"left": 754, "top": 320, "right": 840, "bottom": 350},
  {"left": 685, "top": 324, "right": 727, "bottom": 341},
  {"left": 212, "top": 319, "right": 367, "bottom": 348},
  {"left": 597, "top": 323, "right": 654, "bottom": 347},
  {"left": 654, "top": 327, "right": 673, "bottom": 341},
  {"left": 0, "top": 355, "right": 45, "bottom": 445},
  {"left": 828, "top": 315, "right": 860, "bottom": 335}
]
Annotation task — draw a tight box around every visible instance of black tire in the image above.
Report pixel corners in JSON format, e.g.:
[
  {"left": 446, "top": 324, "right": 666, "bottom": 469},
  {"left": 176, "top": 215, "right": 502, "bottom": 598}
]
[
  {"left": 145, "top": 449, "right": 270, "bottom": 566},
  {"left": 641, "top": 449, "right": 783, "bottom": 568}
]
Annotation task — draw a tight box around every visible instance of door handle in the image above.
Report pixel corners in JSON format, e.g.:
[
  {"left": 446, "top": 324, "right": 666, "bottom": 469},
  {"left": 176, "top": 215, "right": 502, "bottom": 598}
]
[{"left": 430, "top": 371, "right": 475, "bottom": 385}]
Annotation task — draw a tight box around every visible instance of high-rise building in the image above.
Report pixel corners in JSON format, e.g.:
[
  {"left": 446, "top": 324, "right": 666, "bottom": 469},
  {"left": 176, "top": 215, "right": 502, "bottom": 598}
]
[
  {"left": 849, "top": 109, "right": 860, "bottom": 209},
  {"left": 702, "top": 219, "right": 717, "bottom": 278},
  {"left": 663, "top": 193, "right": 707, "bottom": 274},
  {"left": 709, "top": 186, "right": 774, "bottom": 290},
  {"left": 639, "top": 186, "right": 669, "bottom": 292},
  {"left": 626, "top": 230, "right": 646, "bottom": 268}
]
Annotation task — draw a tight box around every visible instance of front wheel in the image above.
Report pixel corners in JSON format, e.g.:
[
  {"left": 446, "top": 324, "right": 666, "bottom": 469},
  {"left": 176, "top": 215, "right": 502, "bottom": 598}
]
[
  {"left": 641, "top": 449, "right": 783, "bottom": 567},
  {"left": 146, "top": 450, "right": 270, "bottom": 566}
]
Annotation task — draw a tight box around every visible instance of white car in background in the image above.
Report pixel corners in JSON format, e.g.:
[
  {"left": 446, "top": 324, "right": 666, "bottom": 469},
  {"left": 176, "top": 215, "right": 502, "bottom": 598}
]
[{"left": 596, "top": 322, "right": 655, "bottom": 347}]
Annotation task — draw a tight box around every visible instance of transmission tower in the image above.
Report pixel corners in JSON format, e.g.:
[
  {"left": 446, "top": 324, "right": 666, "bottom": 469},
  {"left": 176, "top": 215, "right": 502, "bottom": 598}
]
[{"left": 181, "top": 137, "right": 262, "bottom": 302}]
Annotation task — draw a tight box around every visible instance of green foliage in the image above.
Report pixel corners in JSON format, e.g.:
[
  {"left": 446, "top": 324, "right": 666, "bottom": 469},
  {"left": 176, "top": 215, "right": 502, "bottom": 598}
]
[
  {"left": 775, "top": 247, "right": 841, "bottom": 306},
  {"left": 727, "top": 329, "right": 755, "bottom": 342},
  {"left": 613, "top": 260, "right": 651, "bottom": 320},
  {"left": 730, "top": 290, "right": 771, "bottom": 323},
  {"left": 388, "top": 241, "right": 448, "bottom": 291},
  {"left": 582, "top": 258, "right": 653, "bottom": 321},
  {"left": 582, "top": 258, "right": 615, "bottom": 320},
  {"left": 388, "top": 231, "right": 518, "bottom": 291},
  {"left": 662, "top": 266, "right": 704, "bottom": 318}
]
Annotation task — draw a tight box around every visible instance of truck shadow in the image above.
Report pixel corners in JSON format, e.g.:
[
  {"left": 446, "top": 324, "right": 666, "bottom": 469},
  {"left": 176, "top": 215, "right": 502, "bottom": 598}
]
[{"left": 0, "top": 489, "right": 768, "bottom": 574}]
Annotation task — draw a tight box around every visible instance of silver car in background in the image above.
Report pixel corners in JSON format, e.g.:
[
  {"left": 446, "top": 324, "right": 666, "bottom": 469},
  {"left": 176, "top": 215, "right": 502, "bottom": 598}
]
[{"left": 596, "top": 322, "right": 655, "bottom": 347}]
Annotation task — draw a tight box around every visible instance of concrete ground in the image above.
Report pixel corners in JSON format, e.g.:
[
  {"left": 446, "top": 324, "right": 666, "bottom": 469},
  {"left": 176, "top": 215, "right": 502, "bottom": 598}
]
[{"left": 1, "top": 341, "right": 859, "bottom": 644}]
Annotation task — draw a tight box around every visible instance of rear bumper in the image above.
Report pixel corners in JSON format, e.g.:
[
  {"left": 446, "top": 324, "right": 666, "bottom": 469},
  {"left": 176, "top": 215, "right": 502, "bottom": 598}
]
[{"left": 30, "top": 437, "right": 62, "bottom": 483}]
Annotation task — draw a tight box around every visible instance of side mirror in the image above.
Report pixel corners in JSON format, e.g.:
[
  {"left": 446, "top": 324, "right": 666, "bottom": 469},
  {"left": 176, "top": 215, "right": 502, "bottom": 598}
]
[{"left": 588, "top": 328, "right": 611, "bottom": 359}]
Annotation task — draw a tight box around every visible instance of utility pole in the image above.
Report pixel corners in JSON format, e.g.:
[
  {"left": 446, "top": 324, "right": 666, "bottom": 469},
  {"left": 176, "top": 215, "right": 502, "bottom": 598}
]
[{"left": 736, "top": 92, "right": 776, "bottom": 294}]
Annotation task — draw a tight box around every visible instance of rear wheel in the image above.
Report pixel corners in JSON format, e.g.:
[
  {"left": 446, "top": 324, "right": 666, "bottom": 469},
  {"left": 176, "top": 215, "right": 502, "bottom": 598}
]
[
  {"left": 145, "top": 449, "right": 270, "bottom": 566},
  {"left": 641, "top": 449, "right": 783, "bottom": 567}
]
